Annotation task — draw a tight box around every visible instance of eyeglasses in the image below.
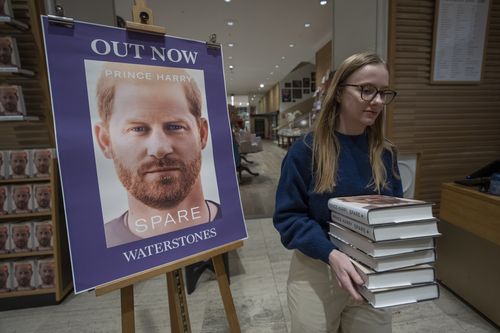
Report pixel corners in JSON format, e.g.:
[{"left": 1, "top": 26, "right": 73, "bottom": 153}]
[{"left": 340, "top": 84, "right": 397, "bottom": 105}]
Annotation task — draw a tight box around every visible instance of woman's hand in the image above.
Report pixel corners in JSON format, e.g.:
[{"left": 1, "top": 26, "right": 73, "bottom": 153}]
[{"left": 328, "top": 249, "right": 364, "bottom": 302}]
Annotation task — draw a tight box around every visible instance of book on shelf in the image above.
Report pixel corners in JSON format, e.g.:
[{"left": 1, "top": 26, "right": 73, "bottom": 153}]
[
  {"left": 329, "top": 235, "right": 436, "bottom": 272},
  {"left": 358, "top": 282, "right": 439, "bottom": 308},
  {"left": 327, "top": 195, "right": 434, "bottom": 225},
  {"left": 331, "top": 211, "right": 440, "bottom": 241},
  {"left": 350, "top": 258, "right": 435, "bottom": 289},
  {"left": 329, "top": 222, "right": 436, "bottom": 257}
]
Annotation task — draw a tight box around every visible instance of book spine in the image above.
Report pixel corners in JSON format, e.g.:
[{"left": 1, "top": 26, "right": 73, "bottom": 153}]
[
  {"left": 331, "top": 212, "right": 376, "bottom": 241},
  {"left": 328, "top": 201, "right": 368, "bottom": 224}
]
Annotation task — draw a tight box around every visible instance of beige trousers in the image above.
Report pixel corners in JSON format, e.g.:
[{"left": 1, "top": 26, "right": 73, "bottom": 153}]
[{"left": 287, "top": 250, "right": 392, "bottom": 333}]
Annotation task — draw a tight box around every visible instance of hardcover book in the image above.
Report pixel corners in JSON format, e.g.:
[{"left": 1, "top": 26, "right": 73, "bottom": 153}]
[
  {"left": 328, "top": 195, "right": 434, "bottom": 225},
  {"left": 329, "top": 235, "right": 436, "bottom": 272},
  {"left": 358, "top": 282, "right": 439, "bottom": 308},
  {"left": 350, "top": 259, "right": 436, "bottom": 289},
  {"left": 329, "top": 222, "right": 436, "bottom": 257},
  {"left": 331, "top": 211, "right": 440, "bottom": 241}
]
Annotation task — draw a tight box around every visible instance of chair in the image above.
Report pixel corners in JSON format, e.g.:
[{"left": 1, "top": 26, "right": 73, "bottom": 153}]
[{"left": 233, "top": 135, "right": 259, "bottom": 182}]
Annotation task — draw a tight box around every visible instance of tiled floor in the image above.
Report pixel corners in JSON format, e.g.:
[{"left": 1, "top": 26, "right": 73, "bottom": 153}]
[{"left": 1, "top": 141, "right": 498, "bottom": 332}]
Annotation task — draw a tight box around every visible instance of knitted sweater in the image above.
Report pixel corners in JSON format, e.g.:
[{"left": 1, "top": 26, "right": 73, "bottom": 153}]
[{"left": 273, "top": 132, "right": 403, "bottom": 264}]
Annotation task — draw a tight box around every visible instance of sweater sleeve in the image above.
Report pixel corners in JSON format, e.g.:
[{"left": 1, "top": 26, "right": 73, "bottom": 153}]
[{"left": 273, "top": 140, "right": 336, "bottom": 264}]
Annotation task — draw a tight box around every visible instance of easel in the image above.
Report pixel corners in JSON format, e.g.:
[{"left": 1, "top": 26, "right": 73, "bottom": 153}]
[
  {"left": 94, "top": 2, "right": 237, "bottom": 332},
  {"left": 96, "top": 241, "right": 243, "bottom": 333}
]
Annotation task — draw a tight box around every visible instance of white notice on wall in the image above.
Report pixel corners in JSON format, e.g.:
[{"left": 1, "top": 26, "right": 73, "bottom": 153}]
[{"left": 432, "top": 0, "right": 490, "bottom": 82}]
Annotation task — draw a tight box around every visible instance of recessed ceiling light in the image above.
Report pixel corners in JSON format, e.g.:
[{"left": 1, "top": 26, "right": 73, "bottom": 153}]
[
  {"left": 281, "top": 56, "right": 286, "bottom": 60},
  {"left": 270, "top": 72, "right": 274, "bottom": 75},
  {"left": 275, "top": 65, "right": 279, "bottom": 68},
  {"left": 226, "top": 20, "right": 236, "bottom": 26},
  {"left": 259, "top": 83, "right": 264, "bottom": 88},
  {"left": 304, "top": 23, "right": 311, "bottom": 28},
  {"left": 229, "top": 65, "right": 234, "bottom": 69},
  {"left": 224, "top": 0, "right": 231, "bottom": 3},
  {"left": 228, "top": 43, "right": 235, "bottom": 47},
  {"left": 320, "top": 0, "right": 327, "bottom": 5},
  {"left": 228, "top": 56, "right": 233, "bottom": 60},
  {"left": 289, "top": 43, "right": 295, "bottom": 48}
]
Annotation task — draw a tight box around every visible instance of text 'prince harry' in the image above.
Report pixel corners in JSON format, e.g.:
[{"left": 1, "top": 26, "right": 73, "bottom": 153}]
[{"left": 94, "top": 62, "right": 220, "bottom": 248}]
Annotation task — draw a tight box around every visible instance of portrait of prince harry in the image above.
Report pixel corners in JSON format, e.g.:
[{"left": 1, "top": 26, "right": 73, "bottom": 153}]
[{"left": 87, "top": 61, "right": 221, "bottom": 248}]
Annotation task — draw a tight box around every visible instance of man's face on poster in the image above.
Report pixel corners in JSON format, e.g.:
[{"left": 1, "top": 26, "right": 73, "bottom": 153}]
[
  {"left": 15, "top": 263, "right": 32, "bottom": 287},
  {"left": 39, "top": 262, "right": 55, "bottom": 285},
  {"left": 13, "top": 186, "right": 30, "bottom": 210},
  {"left": 0, "top": 226, "right": 7, "bottom": 249},
  {"left": 35, "top": 186, "right": 51, "bottom": 209},
  {"left": 12, "top": 225, "right": 29, "bottom": 249},
  {"left": 34, "top": 150, "right": 51, "bottom": 174},
  {"left": 10, "top": 151, "right": 27, "bottom": 175},
  {"left": 0, "top": 38, "right": 12, "bottom": 65},
  {"left": 36, "top": 224, "right": 52, "bottom": 247},
  {"left": 0, "top": 87, "right": 18, "bottom": 113},
  {"left": 96, "top": 80, "right": 208, "bottom": 209}
]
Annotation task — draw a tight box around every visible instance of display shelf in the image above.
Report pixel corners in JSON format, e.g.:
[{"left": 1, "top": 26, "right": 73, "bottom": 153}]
[
  {"left": 0, "top": 115, "right": 40, "bottom": 122},
  {"left": 0, "top": 176, "right": 50, "bottom": 185},
  {"left": 0, "top": 250, "right": 53, "bottom": 260},
  {"left": 0, "top": 212, "right": 51, "bottom": 221},
  {"left": 0, "top": 15, "right": 30, "bottom": 31},
  {"left": 0, "top": 287, "right": 56, "bottom": 299},
  {"left": 0, "top": 67, "right": 36, "bottom": 76}
]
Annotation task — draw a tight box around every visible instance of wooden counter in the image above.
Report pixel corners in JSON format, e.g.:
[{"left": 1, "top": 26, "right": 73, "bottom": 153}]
[{"left": 437, "top": 183, "right": 500, "bottom": 326}]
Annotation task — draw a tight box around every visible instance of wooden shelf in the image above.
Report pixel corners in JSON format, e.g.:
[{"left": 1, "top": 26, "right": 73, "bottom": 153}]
[
  {"left": 0, "top": 212, "right": 51, "bottom": 221},
  {"left": 0, "top": 250, "right": 53, "bottom": 260},
  {"left": 0, "top": 67, "right": 36, "bottom": 76},
  {"left": 0, "top": 177, "right": 50, "bottom": 185},
  {"left": 0, "top": 15, "right": 30, "bottom": 31},
  {"left": 0, "top": 116, "right": 40, "bottom": 122},
  {"left": 0, "top": 287, "right": 56, "bottom": 299}
]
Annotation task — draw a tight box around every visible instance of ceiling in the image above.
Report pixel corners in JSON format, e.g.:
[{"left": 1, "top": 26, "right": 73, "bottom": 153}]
[{"left": 137, "top": 0, "right": 333, "bottom": 101}]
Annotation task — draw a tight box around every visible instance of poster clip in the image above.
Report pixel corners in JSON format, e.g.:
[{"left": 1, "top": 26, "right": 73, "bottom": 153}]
[
  {"left": 206, "top": 34, "right": 221, "bottom": 49},
  {"left": 47, "top": 5, "right": 74, "bottom": 28},
  {"left": 126, "top": 0, "right": 166, "bottom": 35}
]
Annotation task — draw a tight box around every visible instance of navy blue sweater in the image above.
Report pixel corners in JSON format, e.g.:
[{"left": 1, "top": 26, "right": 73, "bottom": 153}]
[{"left": 273, "top": 132, "right": 403, "bottom": 264}]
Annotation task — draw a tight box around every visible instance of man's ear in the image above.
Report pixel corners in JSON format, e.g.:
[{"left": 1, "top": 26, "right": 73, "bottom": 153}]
[
  {"left": 95, "top": 122, "right": 113, "bottom": 159},
  {"left": 199, "top": 118, "right": 209, "bottom": 149}
]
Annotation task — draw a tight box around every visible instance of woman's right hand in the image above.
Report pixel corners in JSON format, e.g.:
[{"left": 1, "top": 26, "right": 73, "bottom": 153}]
[{"left": 328, "top": 249, "right": 364, "bottom": 302}]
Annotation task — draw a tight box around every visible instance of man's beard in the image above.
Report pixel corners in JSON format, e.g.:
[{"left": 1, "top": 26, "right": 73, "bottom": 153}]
[
  {"left": 15, "top": 239, "right": 27, "bottom": 248},
  {"left": 3, "top": 102, "right": 16, "bottom": 113},
  {"left": 16, "top": 200, "right": 28, "bottom": 210},
  {"left": 114, "top": 154, "right": 202, "bottom": 210},
  {"left": 13, "top": 166, "right": 25, "bottom": 175},
  {"left": 38, "top": 199, "right": 50, "bottom": 208},
  {"left": 36, "top": 164, "right": 49, "bottom": 174},
  {"left": 39, "top": 237, "right": 50, "bottom": 247}
]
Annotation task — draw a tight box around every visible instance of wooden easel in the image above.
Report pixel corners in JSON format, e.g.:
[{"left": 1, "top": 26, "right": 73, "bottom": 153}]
[
  {"left": 125, "top": 0, "right": 166, "bottom": 34},
  {"left": 95, "top": 240, "right": 243, "bottom": 333}
]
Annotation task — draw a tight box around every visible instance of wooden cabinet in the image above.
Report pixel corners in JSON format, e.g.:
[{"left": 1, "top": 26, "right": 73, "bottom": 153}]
[{"left": 0, "top": 1, "right": 72, "bottom": 309}]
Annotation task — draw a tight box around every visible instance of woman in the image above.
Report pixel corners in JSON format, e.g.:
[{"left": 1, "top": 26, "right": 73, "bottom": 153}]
[{"left": 273, "top": 52, "right": 402, "bottom": 332}]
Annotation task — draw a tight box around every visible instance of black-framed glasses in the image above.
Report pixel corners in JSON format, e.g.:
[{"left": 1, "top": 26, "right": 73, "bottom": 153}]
[{"left": 340, "top": 84, "right": 397, "bottom": 105}]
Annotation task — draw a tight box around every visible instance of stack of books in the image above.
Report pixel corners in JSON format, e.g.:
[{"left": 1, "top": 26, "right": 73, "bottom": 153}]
[{"left": 327, "top": 195, "right": 441, "bottom": 308}]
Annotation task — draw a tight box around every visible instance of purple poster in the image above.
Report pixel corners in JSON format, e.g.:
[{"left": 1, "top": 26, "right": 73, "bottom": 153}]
[{"left": 41, "top": 17, "right": 247, "bottom": 293}]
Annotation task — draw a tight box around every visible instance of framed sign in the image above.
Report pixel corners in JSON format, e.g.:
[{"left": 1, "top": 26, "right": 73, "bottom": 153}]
[
  {"left": 431, "top": 0, "right": 491, "bottom": 83},
  {"left": 41, "top": 17, "right": 247, "bottom": 293}
]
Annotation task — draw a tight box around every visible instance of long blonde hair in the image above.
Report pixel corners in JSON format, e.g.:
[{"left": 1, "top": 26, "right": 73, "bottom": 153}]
[{"left": 312, "top": 52, "right": 397, "bottom": 193}]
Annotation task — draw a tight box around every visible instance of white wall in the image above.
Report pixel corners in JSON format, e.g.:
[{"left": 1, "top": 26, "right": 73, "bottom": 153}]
[
  {"left": 46, "top": 0, "right": 116, "bottom": 26},
  {"left": 332, "top": 0, "right": 388, "bottom": 68}
]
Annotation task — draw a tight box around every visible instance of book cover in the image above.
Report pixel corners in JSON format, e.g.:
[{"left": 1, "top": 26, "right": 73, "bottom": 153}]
[
  {"left": 350, "top": 259, "right": 435, "bottom": 289},
  {"left": 329, "top": 235, "right": 436, "bottom": 272},
  {"left": 329, "top": 222, "right": 436, "bottom": 257},
  {"left": 331, "top": 211, "right": 440, "bottom": 241},
  {"left": 0, "top": 85, "right": 27, "bottom": 117},
  {"left": 358, "top": 282, "right": 439, "bottom": 308},
  {"left": 328, "top": 195, "right": 434, "bottom": 225},
  {"left": 0, "top": 36, "right": 21, "bottom": 69}
]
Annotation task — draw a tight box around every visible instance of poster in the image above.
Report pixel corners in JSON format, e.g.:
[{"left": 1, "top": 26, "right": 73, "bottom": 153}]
[{"left": 41, "top": 17, "right": 247, "bottom": 292}]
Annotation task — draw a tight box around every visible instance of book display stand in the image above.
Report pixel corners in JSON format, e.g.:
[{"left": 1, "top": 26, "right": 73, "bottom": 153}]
[
  {"left": 0, "top": 0, "right": 72, "bottom": 310},
  {"left": 87, "top": 2, "right": 240, "bottom": 332}
]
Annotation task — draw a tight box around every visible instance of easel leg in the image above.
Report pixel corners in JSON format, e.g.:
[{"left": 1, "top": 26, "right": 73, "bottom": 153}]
[
  {"left": 167, "top": 269, "right": 191, "bottom": 333},
  {"left": 212, "top": 255, "right": 241, "bottom": 333},
  {"left": 120, "top": 285, "right": 135, "bottom": 333}
]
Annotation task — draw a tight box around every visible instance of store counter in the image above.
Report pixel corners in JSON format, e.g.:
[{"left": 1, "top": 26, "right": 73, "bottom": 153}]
[{"left": 437, "top": 183, "right": 500, "bottom": 326}]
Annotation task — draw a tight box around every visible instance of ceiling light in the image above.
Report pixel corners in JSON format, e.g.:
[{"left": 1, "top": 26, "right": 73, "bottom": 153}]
[
  {"left": 224, "top": 0, "right": 231, "bottom": 3},
  {"left": 229, "top": 65, "right": 234, "bottom": 69},
  {"left": 226, "top": 20, "right": 236, "bottom": 26},
  {"left": 259, "top": 83, "right": 264, "bottom": 88},
  {"left": 304, "top": 23, "right": 311, "bottom": 28},
  {"left": 320, "top": 0, "right": 327, "bottom": 5},
  {"left": 246, "top": 102, "right": 249, "bottom": 106},
  {"left": 270, "top": 72, "right": 274, "bottom": 75},
  {"left": 228, "top": 43, "right": 235, "bottom": 47},
  {"left": 275, "top": 65, "right": 279, "bottom": 68},
  {"left": 289, "top": 43, "right": 295, "bottom": 48},
  {"left": 228, "top": 56, "right": 233, "bottom": 60},
  {"left": 281, "top": 56, "right": 286, "bottom": 60}
]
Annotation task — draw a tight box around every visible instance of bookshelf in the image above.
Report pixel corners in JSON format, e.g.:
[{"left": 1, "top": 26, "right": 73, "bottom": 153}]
[{"left": 0, "top": 0, "right": 72, "bottom": 309}]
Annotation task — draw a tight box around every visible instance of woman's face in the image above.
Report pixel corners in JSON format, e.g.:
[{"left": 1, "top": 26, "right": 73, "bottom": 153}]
[{"left": 336, "top": 63, "right": 389, "bottom": 135}]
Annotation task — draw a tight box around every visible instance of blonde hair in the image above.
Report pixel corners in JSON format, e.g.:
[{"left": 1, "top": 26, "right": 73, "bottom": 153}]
[
  {"left": 312, "top": 52, "right": 398, "bottom": 193},
  {"left": 96, "top": 62, "right": 202, "bottom": 125}
]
